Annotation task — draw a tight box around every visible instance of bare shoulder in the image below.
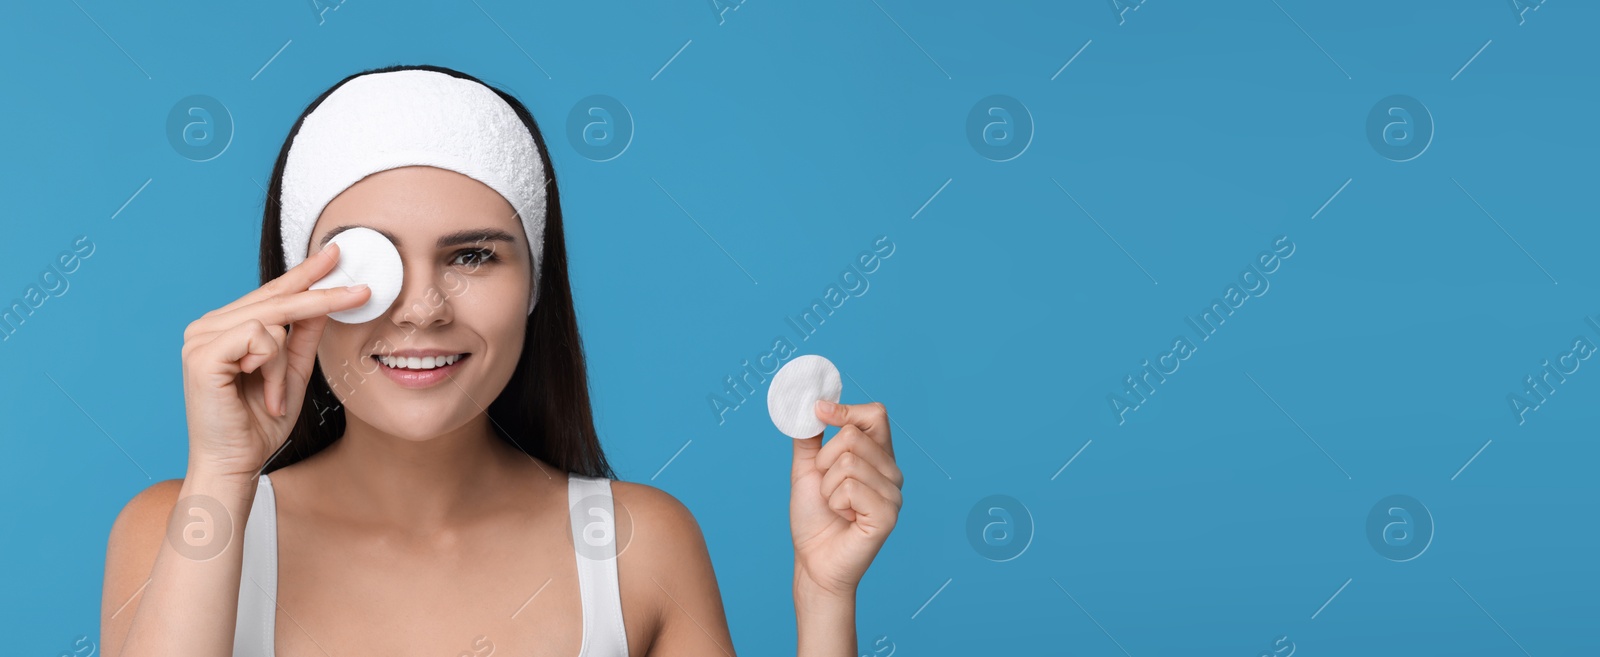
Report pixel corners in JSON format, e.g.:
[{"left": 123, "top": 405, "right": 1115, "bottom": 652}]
[
  {"left": 610, "top": 480, "right": 706, "bottom": 550},
  {"left": 607, "top": 479, "right": 735, "bottom": 655},
  {"left": 609, "top": 479, "right": 716, "bottom": 581},
  {"left": 101, "top": 479, "right": 185, "bottom": 656},
  {"left": 106, "top": 478, "right": 184, "bottom": 570}
]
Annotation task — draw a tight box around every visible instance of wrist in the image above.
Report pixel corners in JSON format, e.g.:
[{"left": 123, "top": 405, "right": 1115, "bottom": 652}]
[
  {"left": 166, "top": 471, "right": 258, "bottom": 562},
  {"left": 794, "top": 563, "right": 856, "bottom": 655},
  {"left": 184, "top": 465, "right": 261, "bottom": 498},
  {"left": 793, "top": 562, "right": 856, "bottom": 610}
]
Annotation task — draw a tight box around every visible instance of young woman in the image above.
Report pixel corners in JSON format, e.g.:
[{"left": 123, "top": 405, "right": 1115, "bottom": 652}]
[{"left": 100, "top": 64, "right": 905, "bottom": 656}]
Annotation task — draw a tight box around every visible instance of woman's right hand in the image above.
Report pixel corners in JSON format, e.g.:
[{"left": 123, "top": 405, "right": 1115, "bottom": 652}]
[{"left": 180, "top": 243, "right": 372, "bottom": 481}]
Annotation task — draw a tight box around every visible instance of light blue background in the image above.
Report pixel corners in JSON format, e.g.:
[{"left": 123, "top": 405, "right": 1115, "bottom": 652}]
[{"left": 2, "top": 1, "right": 1596, "bottom": 655}]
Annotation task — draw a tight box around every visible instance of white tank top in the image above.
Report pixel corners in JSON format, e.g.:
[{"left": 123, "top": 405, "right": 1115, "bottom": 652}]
[{"left": 232, "top": 472, "right": 631, "bottom": 656}]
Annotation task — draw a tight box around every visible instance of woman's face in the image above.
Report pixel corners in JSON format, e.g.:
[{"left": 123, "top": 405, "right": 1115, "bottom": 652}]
[{"left": 306, "top": 165, "right": 531, "bottom": 442}]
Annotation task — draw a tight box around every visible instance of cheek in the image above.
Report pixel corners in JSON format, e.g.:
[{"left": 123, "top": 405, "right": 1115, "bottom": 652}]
[
  {"left": 473, "top": 299, "right": 528, "bottom": 356},
  {"left": 315, "top": 325, "right": 379, "bottom": 399},
  {"left": 436, "top": 275, "right": 525, "bottom": 370},
  {"left": 449, "top": 273, "right": 528, "bottom": 333},
  {"left": 318, "top": 323, "right": 366, "bottom": 358}
]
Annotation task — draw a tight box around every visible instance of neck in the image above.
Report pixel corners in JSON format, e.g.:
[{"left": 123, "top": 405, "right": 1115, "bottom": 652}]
[{"left": 313, "top": 412, "right": 533, "bottom": 530}]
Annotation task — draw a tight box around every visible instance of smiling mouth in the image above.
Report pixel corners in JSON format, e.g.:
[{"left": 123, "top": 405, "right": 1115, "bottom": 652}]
[
  {"left": 370, "top": 353, "right": 472, "bottom": 389},
  {"left": 372, "top": 353, "right": 470, "bottom": 370}
]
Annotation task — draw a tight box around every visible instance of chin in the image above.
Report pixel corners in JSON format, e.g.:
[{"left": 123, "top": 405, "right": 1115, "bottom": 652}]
[{"left": 346, "top": 396, "right": 476, "bottom": 440}]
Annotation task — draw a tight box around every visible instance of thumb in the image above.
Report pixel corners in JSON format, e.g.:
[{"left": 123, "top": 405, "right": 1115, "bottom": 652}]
[{"left": 791, "top": 432, "right": 823, "bottom": 482}]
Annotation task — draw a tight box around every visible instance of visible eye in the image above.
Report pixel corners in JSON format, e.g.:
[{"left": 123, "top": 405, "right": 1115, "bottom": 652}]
[{"left": 452, "top": 247, "right": 500, "bottom": 269}]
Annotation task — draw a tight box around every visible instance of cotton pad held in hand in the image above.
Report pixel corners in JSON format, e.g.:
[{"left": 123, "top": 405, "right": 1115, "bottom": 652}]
[
  {"left": 767, "top": 355, "right": 843, "bottom": 439},
  {"left": 308, "top": 227, "right": 403, "bottom": 324}
]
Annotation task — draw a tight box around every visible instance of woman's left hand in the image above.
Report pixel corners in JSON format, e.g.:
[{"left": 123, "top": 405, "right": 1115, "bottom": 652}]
[{"left": 790, "top": 399, "right": 905, "bottom": 599}]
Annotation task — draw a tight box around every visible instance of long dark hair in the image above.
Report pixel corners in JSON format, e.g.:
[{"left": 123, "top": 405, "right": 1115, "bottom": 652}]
[{"left": 256, "top": 64, "right": 615, "bottom": 479}]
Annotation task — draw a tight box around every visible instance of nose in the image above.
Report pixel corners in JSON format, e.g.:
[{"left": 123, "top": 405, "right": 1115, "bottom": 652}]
[{"left": 389, "top": 249, "right": 454, "bottom": 331}]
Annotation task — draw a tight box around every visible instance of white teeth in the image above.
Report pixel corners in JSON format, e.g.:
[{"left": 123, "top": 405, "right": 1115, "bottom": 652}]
[{"left": 377, "top": 354, "right": 463, "bottom": 370}]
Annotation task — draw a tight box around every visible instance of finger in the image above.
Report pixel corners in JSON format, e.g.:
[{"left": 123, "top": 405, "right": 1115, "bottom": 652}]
[
  {"left": 207, "top": 242, "right": 343, "bottom": 318},
  {"left": 820, "top": 450, "right": 902, "bottom": 509},
  {"left": 199, "top": 320, "right": 280, "bottom": 391},
  {"left": 816, "top": 426, "right": 903, "bottom": 488},
  {"left": 814, "top": 400, "right": 892, "bottom": 455},
  {"left": 189, "top": 317, "right": 289, "bottom": 354},
  {"left": 791, "top": 433, "right": 823, "bottom": 482},
  {"left": 283, "top": 315, "right": 329, "bottom": 403},
  {"left": 827, "top": 477, "right": 897, "bottom": 531},
  {"left": 257, "top": 325, "right": 290, "bottom": 417},
  {"left": 237, "top": 323, "right": 286, "bottom": 375},
  {"left": 211, "top": 284, "right": 371, "bottom": 332},
  {"left": 240, "top": 324, "right": 285, "bottom": 420}
]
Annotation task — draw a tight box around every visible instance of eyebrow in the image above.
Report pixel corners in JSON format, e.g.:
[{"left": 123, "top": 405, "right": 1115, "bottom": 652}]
[{"left": 318, "top": 225, "right": 519, "bottom": 250}]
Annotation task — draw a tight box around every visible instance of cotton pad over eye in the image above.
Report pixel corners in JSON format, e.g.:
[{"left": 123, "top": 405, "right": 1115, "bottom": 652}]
[
  {"left": 767, "top": 355, "right": 843, "bottom": 439},
  {"left": 308, "top": 227, "right": 403, "bottom": 324}
]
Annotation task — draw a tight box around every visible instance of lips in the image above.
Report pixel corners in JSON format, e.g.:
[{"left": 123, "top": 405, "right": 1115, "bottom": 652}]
[
  {"left": 372, "top": 353, "right": 470, "bottom": 389},
  {"left": 376, "top": 353, "right": 465, "bottom": 369}
]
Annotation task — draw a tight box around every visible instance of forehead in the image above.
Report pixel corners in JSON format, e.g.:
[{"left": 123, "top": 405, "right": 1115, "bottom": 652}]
[{"left": 311, "top": 166, "right": 520, "bottom": 244}]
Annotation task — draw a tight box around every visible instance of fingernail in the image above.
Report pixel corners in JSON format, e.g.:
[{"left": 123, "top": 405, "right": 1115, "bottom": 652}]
[
  {"left": 348, "top": 283, "right": 369, "bottom": 293},
  {"left": 815, "top": 399, "right": 836, "bottom": 415}
]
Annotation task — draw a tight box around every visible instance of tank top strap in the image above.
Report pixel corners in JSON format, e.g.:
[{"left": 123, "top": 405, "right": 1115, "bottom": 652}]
[
  {"left": 234, "top": 472, "right": 278, "bottom": 657},
  {"left": 567, "top": 474, "right": 631, "bottom": 657}
]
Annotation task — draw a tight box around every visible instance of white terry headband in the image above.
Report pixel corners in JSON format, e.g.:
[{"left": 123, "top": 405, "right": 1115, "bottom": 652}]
[{"left": 279, "top": 68, "right": 546, "bottom": 314}]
